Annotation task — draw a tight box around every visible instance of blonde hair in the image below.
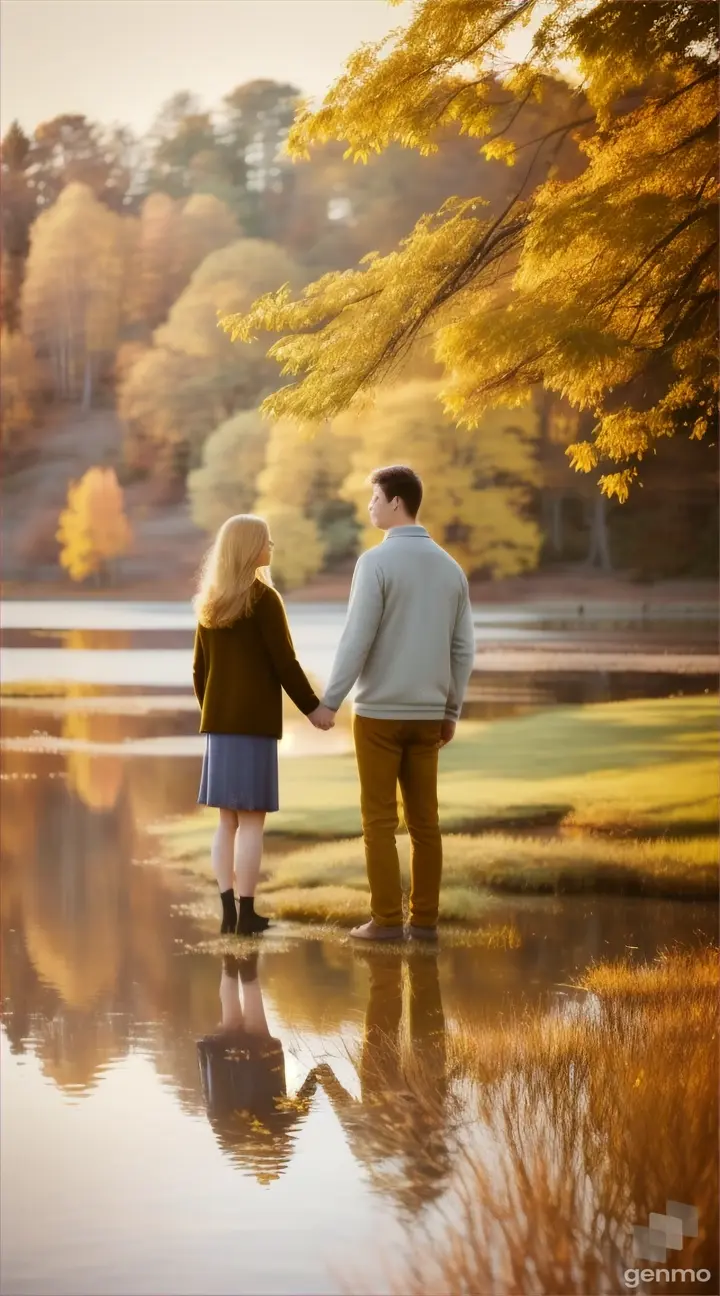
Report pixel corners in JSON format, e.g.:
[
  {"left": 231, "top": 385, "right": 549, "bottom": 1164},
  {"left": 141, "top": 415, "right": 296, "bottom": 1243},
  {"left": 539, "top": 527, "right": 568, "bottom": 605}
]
[{"left": 194, "top": 514, "right": 272, "bottom": 628}]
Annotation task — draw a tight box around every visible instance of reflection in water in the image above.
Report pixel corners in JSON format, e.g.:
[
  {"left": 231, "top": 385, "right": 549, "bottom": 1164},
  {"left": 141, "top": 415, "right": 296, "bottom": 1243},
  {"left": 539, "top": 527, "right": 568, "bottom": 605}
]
[
  {"left": 197, "top": 954, "right": 318, "bottom": 1185},
  {"left": 63, "top": 711, "right": 127, "bottom": 810},
  {"left": 2, "top": 714, "right": 719, "bottom": 1295},
  {"left": 1, "top": 728, "right": 204, "bottom": 1092},
  {"left": 316, "top": 952, "right": 451, "bottom": 1215},
  {"left": 197, "top": 950, "right": 452, "bottom": 1211}
]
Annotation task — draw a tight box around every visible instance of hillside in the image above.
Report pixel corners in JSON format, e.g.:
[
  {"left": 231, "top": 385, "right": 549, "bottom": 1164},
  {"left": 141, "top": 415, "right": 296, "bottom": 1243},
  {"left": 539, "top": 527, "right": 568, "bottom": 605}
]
[{"left": 2, "top": 406, "right": 206, "bottom": 590}]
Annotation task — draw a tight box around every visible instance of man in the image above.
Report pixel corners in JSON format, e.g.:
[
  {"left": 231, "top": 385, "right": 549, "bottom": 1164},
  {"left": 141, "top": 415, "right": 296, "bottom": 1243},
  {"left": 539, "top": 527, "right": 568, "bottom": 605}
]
[{"left": 312, "top": 465, "right": 476, "bottom": 941}]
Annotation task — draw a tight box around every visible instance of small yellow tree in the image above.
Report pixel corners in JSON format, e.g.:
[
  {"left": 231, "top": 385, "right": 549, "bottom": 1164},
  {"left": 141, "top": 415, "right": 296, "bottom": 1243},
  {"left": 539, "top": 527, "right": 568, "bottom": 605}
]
[{"left": 57, "top": 467, "right": 132, "bottom": 583}]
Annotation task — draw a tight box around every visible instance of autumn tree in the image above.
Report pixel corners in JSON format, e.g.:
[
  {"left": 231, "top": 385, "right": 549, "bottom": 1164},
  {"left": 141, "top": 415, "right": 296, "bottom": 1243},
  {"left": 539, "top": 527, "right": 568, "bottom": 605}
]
[
  {"left": 56, "top": 467, "right": 132, "bottom": 583},
  {"left": 220, "top": 80, "right": 300, "bottom": 237},
  {"left": 123, "top": 192, "right": 179, "bottom": 331},
  {"left": 187, "top": 408, "right": 269, "bottom": 532},
  {"left": 119, "top": 239, "right": 303, "bottom": 479},
  {"left": 145, "top": 93, "right": 223, "bottom": 200},
  {"left": 21, "top": 183, "right": 133, "bottom": 407},
  {"left": 0, "top": 121, "right": 37, "bottom": 330},
  {"left": 26, "top": 114, "right": 136, "bottom": 211},
  {"left": 0, "top": 329, "right": 45, "bottom": 451},
  {"left": 255, "top": 416, "right": 358, "bottom": 563},
  {"left": 224, "top": 0, "right": 718, "bottom": 503},
  {"left": 188, "top": 404, "right": 326, "bottom": 588},
  {"left": 336, "top": 380, "right": 540, "bottom": 576},
  {"left": 124, "top": 191, "right": 241, "bottom": 332},
  {"left": 145, "top": 82, "right": 303, "bottom": 233}
]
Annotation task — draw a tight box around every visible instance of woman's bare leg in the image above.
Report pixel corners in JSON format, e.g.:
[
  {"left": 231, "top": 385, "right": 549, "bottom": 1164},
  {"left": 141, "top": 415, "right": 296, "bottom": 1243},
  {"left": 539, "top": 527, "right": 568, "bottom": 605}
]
[
  {"left": 233, "top": 811, "right": 266, "bottom": 897},
  {"left": 211, "top": 808, "right": 237, "bottom": 892},
  {"left": 212, "top": 809, "right": 238, "bottom": 932}
]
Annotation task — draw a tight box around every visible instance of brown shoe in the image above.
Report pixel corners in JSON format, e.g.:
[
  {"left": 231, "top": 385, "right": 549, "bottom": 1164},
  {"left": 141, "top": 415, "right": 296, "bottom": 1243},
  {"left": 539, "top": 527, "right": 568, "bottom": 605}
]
[
  {"left": 408, "top": 925, "right": 438, "bottom": 941},
  {"left": 349, "top": 919, "right": 405, "bottom": 941}
]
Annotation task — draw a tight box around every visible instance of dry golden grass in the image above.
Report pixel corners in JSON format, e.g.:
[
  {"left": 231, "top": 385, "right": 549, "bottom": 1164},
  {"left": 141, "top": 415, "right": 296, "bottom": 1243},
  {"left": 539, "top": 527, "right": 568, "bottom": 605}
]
[
  {"left": 260, "top": 880, "right": 512, "bottom": 925},
  {"left": 258, "top": 832, "right": 718, "bottom": 907},
  {"left": 387, "top": 944, "right": 718, "bottom": 1296},
  {"left": 160, "top": 830, "right": 717, "bottom": 916}
]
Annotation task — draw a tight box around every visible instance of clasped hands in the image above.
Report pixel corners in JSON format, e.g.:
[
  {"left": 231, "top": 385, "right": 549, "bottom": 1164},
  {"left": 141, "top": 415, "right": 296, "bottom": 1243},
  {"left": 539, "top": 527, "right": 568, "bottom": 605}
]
[{"left": 308, "top": 703, "right": 336, "bottom": 731}]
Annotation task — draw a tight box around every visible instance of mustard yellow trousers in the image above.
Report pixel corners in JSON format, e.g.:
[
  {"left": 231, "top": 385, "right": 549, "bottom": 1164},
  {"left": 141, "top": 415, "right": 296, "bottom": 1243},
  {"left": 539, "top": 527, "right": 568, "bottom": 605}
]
[{"left": 352, "top": 714, "right": 443, "bottom": 928}]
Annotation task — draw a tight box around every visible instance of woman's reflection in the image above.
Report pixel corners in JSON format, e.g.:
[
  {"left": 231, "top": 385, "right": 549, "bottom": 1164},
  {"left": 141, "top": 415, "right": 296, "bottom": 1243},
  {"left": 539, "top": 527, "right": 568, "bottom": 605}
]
[
  {"left": 196, "top": 952, "right": 318, "bottom": 1184},
  {"left": 315, "top": 951, "right": 451, "bottom": 1214}
]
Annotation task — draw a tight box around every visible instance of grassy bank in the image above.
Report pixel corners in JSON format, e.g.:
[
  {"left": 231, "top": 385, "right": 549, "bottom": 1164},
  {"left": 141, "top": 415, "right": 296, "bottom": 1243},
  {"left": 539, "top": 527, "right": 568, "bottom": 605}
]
[
  {"left": 249, "top": 833, "right": 718, "bottom": 922},
  {"left": 158, "top": 697, "right": 718, "bottom": 909}
]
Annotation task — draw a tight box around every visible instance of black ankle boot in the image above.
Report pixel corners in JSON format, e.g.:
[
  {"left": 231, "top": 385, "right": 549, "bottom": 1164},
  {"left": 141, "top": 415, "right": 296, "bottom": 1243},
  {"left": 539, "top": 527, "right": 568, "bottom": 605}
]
[
  {"left": 236, "top": 896, "right": 270, "bottom": 937},
  {"left": 219, "top": 888, "right": 237, "bottom": 934}
]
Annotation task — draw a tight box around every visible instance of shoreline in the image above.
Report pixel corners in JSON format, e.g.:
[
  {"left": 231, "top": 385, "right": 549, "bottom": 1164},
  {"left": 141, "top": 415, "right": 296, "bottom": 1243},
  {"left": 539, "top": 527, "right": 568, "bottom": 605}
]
[{"left": 3, "top": 570, "right": 719, "bottom": 609}]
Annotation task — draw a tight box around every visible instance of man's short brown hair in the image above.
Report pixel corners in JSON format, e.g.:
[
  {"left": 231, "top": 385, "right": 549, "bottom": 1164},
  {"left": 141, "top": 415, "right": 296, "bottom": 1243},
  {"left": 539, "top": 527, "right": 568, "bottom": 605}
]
[{"left": 370, "top": 465, "right": 423, "bottom": 518}]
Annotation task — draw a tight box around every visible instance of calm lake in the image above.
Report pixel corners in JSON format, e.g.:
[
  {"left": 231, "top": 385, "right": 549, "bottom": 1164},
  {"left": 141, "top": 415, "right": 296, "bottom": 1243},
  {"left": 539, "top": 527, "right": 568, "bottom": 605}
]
[{"left": 1, "top": 600, "right": 717, "bottom": 1295}]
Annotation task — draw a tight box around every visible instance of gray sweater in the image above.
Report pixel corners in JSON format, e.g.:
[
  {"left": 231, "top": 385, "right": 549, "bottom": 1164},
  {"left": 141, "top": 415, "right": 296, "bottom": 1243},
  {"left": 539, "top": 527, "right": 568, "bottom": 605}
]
[{"left": 322, "top": 524, "right": 476, "bottom": 720}]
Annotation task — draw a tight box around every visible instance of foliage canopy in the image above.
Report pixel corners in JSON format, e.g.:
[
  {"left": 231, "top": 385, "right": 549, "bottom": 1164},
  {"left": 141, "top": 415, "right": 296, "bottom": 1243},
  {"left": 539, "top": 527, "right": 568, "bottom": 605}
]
[{"left": 222, "top": 0, "right": 719, "bottom": 500}]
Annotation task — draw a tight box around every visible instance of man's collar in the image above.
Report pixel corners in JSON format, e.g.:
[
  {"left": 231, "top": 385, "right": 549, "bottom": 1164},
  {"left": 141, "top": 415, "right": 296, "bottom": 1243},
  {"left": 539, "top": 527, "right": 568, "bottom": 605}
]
[{"left": 384, "top": 524, "right": 429, "bottom": 540}]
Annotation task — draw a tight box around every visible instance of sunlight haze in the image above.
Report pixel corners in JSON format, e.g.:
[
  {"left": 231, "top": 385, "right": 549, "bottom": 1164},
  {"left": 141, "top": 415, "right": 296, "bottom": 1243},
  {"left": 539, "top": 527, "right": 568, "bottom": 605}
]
[{"left": 1, "top": 0, "right": 400, "bottom": 132}]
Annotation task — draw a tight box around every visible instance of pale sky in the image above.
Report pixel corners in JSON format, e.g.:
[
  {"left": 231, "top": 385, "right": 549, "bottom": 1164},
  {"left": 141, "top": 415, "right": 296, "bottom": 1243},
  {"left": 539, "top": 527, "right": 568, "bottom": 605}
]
[{"left": 0, "top": 0, "right": 402, "bottom": 135}]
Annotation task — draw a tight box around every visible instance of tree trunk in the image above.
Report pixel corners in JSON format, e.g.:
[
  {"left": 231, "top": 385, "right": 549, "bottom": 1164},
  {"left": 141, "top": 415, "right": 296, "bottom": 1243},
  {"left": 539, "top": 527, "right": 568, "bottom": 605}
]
[
  {"left": 586, "top": 493, "right": 612, "bottom": 572},
  {"left": 82, "top": 354, "right": 93, "bottom": 411}
]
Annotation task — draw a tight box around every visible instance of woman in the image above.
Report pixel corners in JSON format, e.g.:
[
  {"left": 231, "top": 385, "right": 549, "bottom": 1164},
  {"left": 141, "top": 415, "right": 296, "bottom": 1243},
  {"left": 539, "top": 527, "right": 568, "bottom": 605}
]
[
  {"left": 196, "top": 953, "right": 319, "bottom": 1183},
  {"left": 192, "top": 514, "right": 330, "bottom": 936}
]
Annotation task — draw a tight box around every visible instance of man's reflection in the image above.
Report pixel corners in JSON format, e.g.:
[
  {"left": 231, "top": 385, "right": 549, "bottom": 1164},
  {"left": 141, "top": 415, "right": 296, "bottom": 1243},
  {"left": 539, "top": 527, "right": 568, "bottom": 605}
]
[
  {"left": 315, "top": 951, "right": 451, "bottom": 1214},
  {"left": 196, "top": 952, "right": 318, "bottom": 1184}
]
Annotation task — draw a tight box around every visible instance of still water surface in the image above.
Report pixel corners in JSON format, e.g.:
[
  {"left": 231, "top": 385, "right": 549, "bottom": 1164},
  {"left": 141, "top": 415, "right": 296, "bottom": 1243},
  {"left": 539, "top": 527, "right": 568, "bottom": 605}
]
[{"left": 1, "top": 601, "right": 717, "bottom": 1294}]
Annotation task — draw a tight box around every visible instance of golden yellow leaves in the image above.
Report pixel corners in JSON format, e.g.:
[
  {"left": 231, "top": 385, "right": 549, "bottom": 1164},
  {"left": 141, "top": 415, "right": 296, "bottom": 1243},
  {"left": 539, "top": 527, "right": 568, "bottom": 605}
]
[
  {"left": 220, "top": 1, "right": 717, "bottom": 505},
  {"left": 56, "top": 467, "right": 132, "bottom": 583},
  {"left": 566, "top": 442, "right": 599, "bottom": 474},
  {"left": 481, "top": 138, "right": 517, "bottom": 166},
  {"left": 598, "top": 470, "right": 638, "bottom": 504}
]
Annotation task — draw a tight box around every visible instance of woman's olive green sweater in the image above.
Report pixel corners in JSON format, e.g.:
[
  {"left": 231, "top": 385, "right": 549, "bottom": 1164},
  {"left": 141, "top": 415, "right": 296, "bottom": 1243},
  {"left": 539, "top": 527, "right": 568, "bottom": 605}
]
[{"left": 192, "top": 581, "right": 319, "bottom": 737}]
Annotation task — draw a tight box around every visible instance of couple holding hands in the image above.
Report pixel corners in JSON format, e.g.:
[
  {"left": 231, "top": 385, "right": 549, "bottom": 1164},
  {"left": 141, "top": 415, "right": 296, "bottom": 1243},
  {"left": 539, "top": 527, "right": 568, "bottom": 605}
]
[{"left": 192, "top": 464, "right": 476, "bottom": 940}]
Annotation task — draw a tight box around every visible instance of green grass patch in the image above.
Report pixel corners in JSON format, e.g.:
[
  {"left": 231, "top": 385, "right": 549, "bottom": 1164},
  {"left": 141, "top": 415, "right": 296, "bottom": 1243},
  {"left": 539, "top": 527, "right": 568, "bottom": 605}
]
[{"left": 159, "top": 697, "right": 718, "bottom": 877}]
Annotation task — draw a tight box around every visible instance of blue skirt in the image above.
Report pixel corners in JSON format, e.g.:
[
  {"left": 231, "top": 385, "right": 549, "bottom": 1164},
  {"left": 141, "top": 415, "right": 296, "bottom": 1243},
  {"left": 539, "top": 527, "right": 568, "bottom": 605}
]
[{"left": 198, "top": 733, "right": 279, "bottom": 812}]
